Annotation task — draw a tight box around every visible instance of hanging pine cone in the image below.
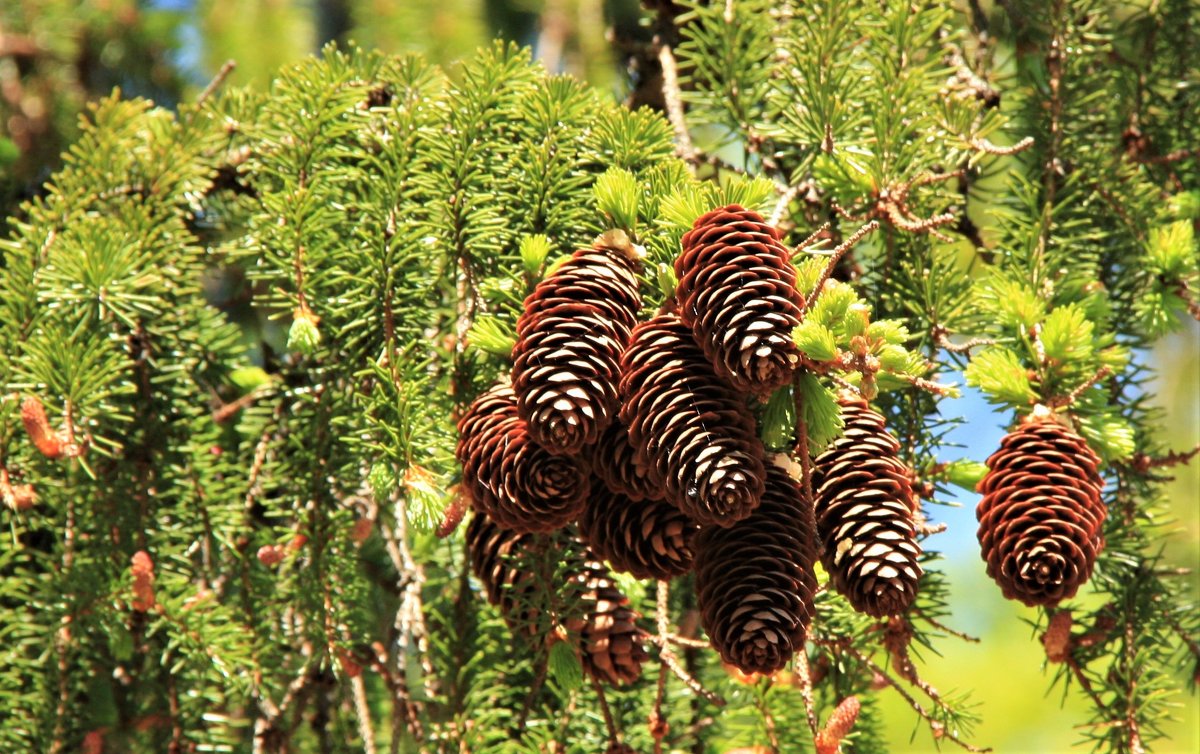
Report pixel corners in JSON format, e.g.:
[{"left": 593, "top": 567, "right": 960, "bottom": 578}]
[
  {"left": 465, "top": 513, "right": 541, "bottom": 636},
  {"left": 578, "top": 480, "right": 698, "bottom": 580},
  {"left": 588, "top": 421, "right": 660, "bottom": 502},
  {"left": 976, "top": 411, "right": 1106, "bottom": 607},
  {"left": 467, "top": 512, "right": 647, "bottom": 683},
  {"left": 511, "top": 233, "right": 643, "bottom": 456},
  {"left": 812, "top": 394, "right": 923, "bottom": 617},
  {"left": 456, "top": 383, "right": 589, "bottom": 533},
  {"left": 619, "top": 312, "right": 766, "bottom": 527},
  {"left": 694, "top": 460, "right": 819, "bottom": 675},
  {"left": 566, "top": 553, "right": 649, "bottom": 686},
  {"left": 674, "top": 205, "right": 804, "bottom": 396}
]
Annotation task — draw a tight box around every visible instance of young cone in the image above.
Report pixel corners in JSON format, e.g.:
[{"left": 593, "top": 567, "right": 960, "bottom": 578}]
[
  {"left": 511, "top": 232, "right": 643, "bottom": 455},
  {"left": 693, "top": 461, "right": 819, "bottom": 675},
  {"left": 456, "top": 383, "right": 589, "bottom": 533},
  {"left": 465, "top": 513, "right": 543, "bottom": 636},
  {"left": 577, "top": 480, "right": 698, "bottom": 580},
  {"left": 619, "top": 312, "right": 766, "bottom": 527},
  {"left": 567, "top": 553, "right": 649, "bottom": 686},
  {"left": 812, "top": 394, "right": 923, "bottom": 617},
  {"left": 976, "top": 411, "right": 1106, "bottom": 607},
  {"left": 674, "top": 205, "right": 804, "bottom": 396},
  {"left": 467, "top": 512, "right": 647, "bottom": 684}
]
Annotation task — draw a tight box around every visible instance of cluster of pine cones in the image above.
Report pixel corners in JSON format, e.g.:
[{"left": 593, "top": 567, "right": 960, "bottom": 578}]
[{"left": 456, "top": 205, "right": 1108, "bottom": 684}]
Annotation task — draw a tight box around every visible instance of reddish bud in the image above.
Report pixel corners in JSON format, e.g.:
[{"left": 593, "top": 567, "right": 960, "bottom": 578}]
[
  {"left": 9, "top": 484, "right": 37, "bottom": 510},
  {"left": 257, "top": 545, "right": 284, "bottom": 566},
  {"left": 130, "top": 551, "right": 156, "bottom": 612},
  {"left": 814, "top": 696, "right": 861, "bottom": 754},
  {"left": 351, "top": 517, "right": 373, "bottom": 543},
  {"left": 337, "top": 649, "right": 363, "bottom": 678},
  {"left": 1042, "top": 610, "right": 1074, "bottom": 663},
  {"left": 435, "top": 494, "right": 466, "bottom": 538},
  {"left": 21, "top": 397, "right": 63, "bottom": 459},
  {"left": 289, "top": 534, "right": 308, "bottom": 551},
  {"left": 82, "top": 729, "right": 105, "bottom": 754}
]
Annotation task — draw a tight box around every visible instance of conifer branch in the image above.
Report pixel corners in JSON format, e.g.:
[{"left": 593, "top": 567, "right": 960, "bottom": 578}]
[
  {"left": 802, "top": 221, "right": 879, "bottom": 311},
  {"left": 970, "top": 136, "right": 1035, "bottom": 156},
  {"left": 657, "top": 42, "right": 699, "bottom": 164},
  {"left": 195, "top": 60, "right": 237, "bottom": 112}
]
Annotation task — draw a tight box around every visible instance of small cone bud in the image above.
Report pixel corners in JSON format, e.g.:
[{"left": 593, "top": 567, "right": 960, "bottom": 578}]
[
  {"left": 257, "top": 544, "right": 284, "bottom": 566},
  {"left": 288, "top": 305, "right": 322, "bottom": 355},
  {"left": 21, "top": 397, "right": 63, "bottom": 459},
  {"left": 814, "top": 696, "right": 861, "bottom": 754},
  {"left": 130, "top": 551, "right": 156, "bottom": 612},
  {"left": 350, "top": 517, "right": 374, "bottom": 543},
  {"left": 435, "top": 494, "right": 466, "bottom": 538},
  {"left": 1042, "top": 610, "right": 1074, "bottom": 663}
]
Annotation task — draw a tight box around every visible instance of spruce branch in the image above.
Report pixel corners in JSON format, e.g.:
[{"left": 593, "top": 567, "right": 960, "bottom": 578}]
[
  {"left": 791, "top": 221, "right": 833, "bottom": 258},
  {"left": 650, "top": 580, "right": 725, "bottom": 708},
  {"left": 970, "top": 136, "right": 1035, "bottom": 156},
  {"left": 932, "top": 324, "right": 996, "bottom": 354},
  {"left": 1129, "top": 444, "right": 1200, "bottom": 473},
  {"left": 657, "top": 42, "right": 699, "bottom": 165},
  {"left": 801, "top": 221, "right": 879, "bottom": 311},
  {"left": 193, "top": 60, "right": 237, "bottom": 113}
]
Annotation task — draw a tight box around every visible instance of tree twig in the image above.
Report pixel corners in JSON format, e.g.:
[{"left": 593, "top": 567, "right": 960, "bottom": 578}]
[
  {"left": 657, "top": 42, "right": 699, "bottom": 164},
  {"left": 970, "top": 136, "right": 1035, "bottom": 155},
  {"left": 195, "top": 60, "right": 237, "bottom": 111},
  {"left": 790, "top": 221, "right": 832, "bottom": 258},
  {"left": 802, "top": 221, "right": 879, "bottom": 311}
]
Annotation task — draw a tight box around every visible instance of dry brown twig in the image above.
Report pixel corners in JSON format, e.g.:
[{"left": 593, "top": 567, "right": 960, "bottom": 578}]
[
  {"left": 932, "top": 324, "right": 997, "bottom": 354},
  {"left": 801, "top": 221, "right": 880, "bottom": 311},
  {"left": 652, "top": 581, "right": 726, "bottom": 708}
]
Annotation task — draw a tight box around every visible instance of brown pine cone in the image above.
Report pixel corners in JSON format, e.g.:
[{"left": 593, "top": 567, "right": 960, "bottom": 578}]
[
  {"left": 589, "top": 421, "right": 661, "bottom": 502},
  {"left": 619, "top": 312, "right": 766, "bottom": 527},
  {"left": 674, "top": 205, "right": 804, "bottom": 396},
  {"left": 812, "top": 394, "right": 923, "bottom": 617},
  {"left": 694, "top": 461, "right": 819, "bottom": 675},
  {"left": 465, "top": 513, "right": 541, "bottom": 636},
  {"left": 976, "top": 413, "right": 1106, "bottom": 607},
  {"left": 456, "top": 383, "right": 589, "bottom": 533},
  {"left": 467, "top": 513, "right": 648, "bottom": 684},
  {"left": 511, "top": 235, "right": 643, "bottom": 455},
  {"left": 578, "top": 480, "right": 698, "bottom": 580},
  {"left": 561, "top": 545, "right": 648, "bottom": 686}
]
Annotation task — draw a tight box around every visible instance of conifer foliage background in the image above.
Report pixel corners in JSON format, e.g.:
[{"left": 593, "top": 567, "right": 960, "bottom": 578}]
[{"left": 0, "top": 1, "right": 1198, "bottom": 752}]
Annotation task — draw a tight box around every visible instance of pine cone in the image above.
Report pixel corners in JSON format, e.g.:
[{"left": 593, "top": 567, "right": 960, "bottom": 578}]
[
  {"left": 465, "top": 513, "right": 541, "bottom": 635},
  {"left": 694, "top": 461, "right": 819, "bottom": 675},
  {"left": 467, "top": 512, "right": 647, "bottom": 683},
  {"left": 511, "top": 235, "right": 643, "bottom": 455},
  {"left": 619, "top": 312, "right": 766, "bottom": 527},
  {"left": 812, "top": 394, "right": 923, "bottom": 617},
  {"left": 589, "top": 421, "right": 660, "bottom": 502},
  {"left": 976, "top": 415, "right": 1106, "bottom": 607},
  {"left": 578, "top": 480, "right": 698, "bottom": 580},
  {"left": 456, "top": 383, "right": 589, "bottom": 533},
  {"left": 567, "top": 554, "right": 649, "bottom": 686},
  {"left": 674, "top": 205, "right": 804, "bottom": 396}
]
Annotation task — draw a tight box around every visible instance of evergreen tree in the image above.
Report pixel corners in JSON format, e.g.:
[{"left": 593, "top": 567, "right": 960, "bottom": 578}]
[{"left": 0, "top": 2, "right": 1196, "bottom": 753}]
